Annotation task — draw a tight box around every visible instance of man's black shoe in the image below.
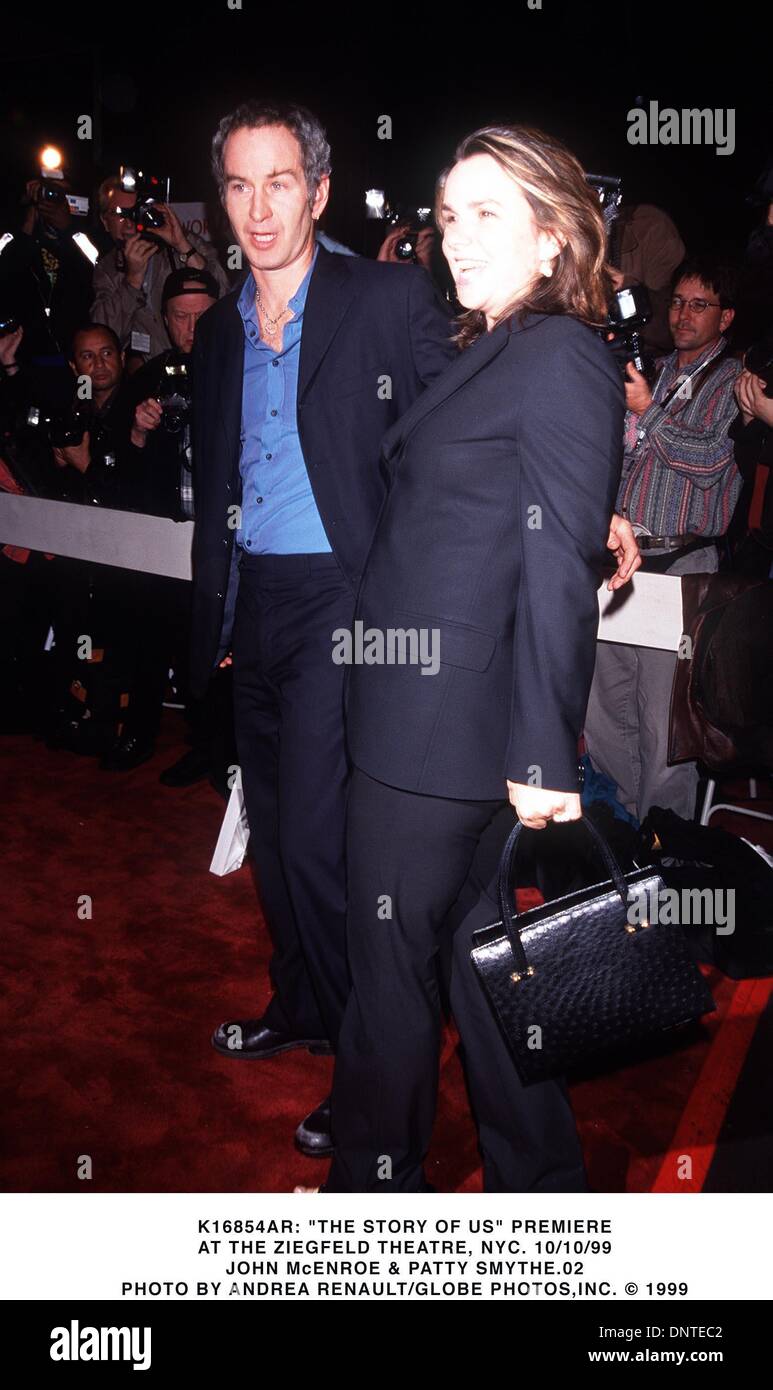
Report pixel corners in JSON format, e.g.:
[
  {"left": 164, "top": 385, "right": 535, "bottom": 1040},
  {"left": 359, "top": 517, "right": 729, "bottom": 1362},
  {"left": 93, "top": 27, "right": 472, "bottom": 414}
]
[
  {"left": 211, "top": 1019, "right": 333, "bottom": 1060},
  {"left": 160, "top": 748, "right": 210, "bottom": 787},
  {"left": 295, "top": 1098, "right": 333, "bottom": 1157},
  {"left": 99, "top": 734, "right": 156, "bottom": 771}
]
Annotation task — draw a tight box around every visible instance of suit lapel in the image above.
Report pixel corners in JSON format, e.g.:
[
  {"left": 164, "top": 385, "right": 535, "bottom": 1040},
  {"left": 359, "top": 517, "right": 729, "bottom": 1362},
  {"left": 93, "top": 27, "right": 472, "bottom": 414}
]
[
  {"left": 380, "top": 317, "right": 512, "bottom": 464},
  {"left": 217, "top": 292, "right": 246, "bottom": 482},
  {"left": 298, "top": 246, "right": 356, "bottom": 401}
]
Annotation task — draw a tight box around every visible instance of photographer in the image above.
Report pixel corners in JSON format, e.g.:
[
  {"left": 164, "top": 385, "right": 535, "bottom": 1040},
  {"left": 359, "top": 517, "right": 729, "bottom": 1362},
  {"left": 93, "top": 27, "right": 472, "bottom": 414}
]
[
  {"left": 97, "top": 268, "right": 222, "bottom": 775},
  {"left": 126, "top": 268, "right": 218, "bottom": 518},
  {"left": 91, "top": 175, "right": 228, "bottom": 363},
  {"left": 0, "top": 322, "right": 83, "bottom": 501},
  {"left": 50, "top": 324, "right": 135, "bottom": 508},
  {"left": 607, "top": 203, "right": 686, "bottom": 355},
  {"left": 0, "top": 176, "right": 93, "bottom": 370},
  {"left": 584, "top": 256, "right": 743, "bottom": 824}
]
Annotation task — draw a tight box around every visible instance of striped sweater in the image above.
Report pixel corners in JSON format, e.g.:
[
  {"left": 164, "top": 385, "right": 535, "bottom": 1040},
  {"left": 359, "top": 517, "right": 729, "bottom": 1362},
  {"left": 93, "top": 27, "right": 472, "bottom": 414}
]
[{"left": 618, "top": 334, "right": 743, "bottom": 537}]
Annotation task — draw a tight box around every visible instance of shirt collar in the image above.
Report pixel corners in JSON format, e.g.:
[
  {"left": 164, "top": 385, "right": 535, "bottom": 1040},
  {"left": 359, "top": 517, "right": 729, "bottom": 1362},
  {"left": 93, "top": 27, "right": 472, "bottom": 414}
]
[
  {"left": 662, "top": 333, "right": 727, "bottom": 378},
  {"left": 237, "top": 241, "right": 319, "bottom": 330}
]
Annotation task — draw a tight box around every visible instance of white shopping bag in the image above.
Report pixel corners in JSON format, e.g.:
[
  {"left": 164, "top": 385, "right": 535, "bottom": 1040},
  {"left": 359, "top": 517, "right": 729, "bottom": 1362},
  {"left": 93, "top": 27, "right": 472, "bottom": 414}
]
[{"left": 209, "top": 776, "right": 250, "bottom": 876}]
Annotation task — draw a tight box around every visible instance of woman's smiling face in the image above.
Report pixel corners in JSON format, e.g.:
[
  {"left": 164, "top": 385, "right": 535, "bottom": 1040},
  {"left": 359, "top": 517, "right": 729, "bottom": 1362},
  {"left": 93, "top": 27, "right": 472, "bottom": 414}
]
[{"left": 440, "top": 153, "right": 561, "bottom": 327}]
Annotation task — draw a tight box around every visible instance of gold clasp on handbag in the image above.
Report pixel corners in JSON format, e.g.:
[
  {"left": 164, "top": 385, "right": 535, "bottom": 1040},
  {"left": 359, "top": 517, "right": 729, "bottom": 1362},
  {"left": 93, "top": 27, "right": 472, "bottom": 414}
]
[
  {"left": 625, "top": 918, "right": 651, "bottom": 933},
  {"left": 510, "top": 965, "right": 536, "bottom": 983}
]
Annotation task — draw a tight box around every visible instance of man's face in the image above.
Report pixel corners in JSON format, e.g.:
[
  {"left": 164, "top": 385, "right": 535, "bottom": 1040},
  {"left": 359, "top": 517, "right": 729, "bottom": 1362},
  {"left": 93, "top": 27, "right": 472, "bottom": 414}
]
[
  {"left": 164, "top": 291, "right": 216, "bottom": 353},
  {"left": 101, "top": 189, "right": 138, "bottom": 246},
  {"left": 71, "top": 330, "right": 124, "bottom": 393},
  {"left": 669, "top": 275, "right": 734, "bottom": 355},
  {"left": 222, "top": 123, "right": 329, "bottom": 275}
]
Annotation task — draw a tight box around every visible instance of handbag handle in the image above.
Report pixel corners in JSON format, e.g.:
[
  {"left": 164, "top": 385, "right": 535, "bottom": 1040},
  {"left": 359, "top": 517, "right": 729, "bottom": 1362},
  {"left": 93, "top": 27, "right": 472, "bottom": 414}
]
[{"left": 496, "top": 811, "right": 631, "bottom": 976}]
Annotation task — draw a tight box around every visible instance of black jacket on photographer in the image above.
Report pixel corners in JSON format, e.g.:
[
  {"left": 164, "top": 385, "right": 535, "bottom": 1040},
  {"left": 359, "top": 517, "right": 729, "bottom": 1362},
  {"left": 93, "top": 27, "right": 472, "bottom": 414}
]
[
  {"left": 0, "top": 224, "right": 93, "bottom": 370},
  {"left": 1, "top": 361, "right": 136, "bottom": 507},
  {"left": 123, "top": 349, "right": 194, "bottom": 520},
  {"left": 76, "top": 380, "right": 137, "bottom": 509}
]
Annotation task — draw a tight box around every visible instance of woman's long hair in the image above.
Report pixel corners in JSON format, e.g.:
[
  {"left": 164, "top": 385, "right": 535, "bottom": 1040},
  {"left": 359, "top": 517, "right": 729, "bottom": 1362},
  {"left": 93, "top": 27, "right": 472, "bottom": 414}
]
[{"left": 435, "top": 124, "right": 611, "bottom": 349}]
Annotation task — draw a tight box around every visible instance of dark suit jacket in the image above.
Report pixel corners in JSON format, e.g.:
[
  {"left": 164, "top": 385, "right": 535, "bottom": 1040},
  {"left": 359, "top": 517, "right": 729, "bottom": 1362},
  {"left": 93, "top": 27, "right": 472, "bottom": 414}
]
[
  {"left": 346, "top": 312, "right": 625, "bottom": 799},
  {"left": 188, "top": 246, "right": 455, "bottom": 698}
]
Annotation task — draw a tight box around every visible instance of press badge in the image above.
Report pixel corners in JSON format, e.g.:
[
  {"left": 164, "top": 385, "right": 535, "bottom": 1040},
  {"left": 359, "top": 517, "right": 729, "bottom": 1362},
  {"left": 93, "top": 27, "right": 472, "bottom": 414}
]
[{"left": 131, "top": 331, "right": 151, "bottom": 354}]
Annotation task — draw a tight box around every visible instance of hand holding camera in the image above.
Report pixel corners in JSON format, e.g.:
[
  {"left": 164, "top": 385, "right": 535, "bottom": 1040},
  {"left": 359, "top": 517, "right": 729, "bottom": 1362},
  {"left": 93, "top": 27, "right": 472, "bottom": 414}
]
[
  {"left": 736, "top": 370, "right": 773, "bottom": 429},
  {"left": 0, "top": 321, "right": 23, "bottom": 370},
  {"left": 624, "top": 359, "right": 654, "bottom": 415},
  {"left": 131, "top": 397, "right": 164, "bottom": 448},
  {"left": 148, "top": 203, "right": 189, "bottom": 253},
  {"left": 52, "top": 431, "right": 91, "bottom": 474},
  {"left": 123, "top": 232, "right": 158, "bottom": 288}
]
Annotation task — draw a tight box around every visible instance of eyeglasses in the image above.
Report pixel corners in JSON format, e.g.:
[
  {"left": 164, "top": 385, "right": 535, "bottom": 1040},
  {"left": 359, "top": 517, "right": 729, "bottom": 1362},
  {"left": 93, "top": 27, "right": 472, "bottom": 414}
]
[{"left": 670, "top": 296, "right": 721, "bottom": 314}]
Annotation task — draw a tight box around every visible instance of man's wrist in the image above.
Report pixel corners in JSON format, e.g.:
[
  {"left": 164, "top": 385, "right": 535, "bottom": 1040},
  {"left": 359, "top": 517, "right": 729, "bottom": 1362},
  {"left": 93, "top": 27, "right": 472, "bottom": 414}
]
[{"left": 177, "top": 242, "right": 203, "bottom": 265}]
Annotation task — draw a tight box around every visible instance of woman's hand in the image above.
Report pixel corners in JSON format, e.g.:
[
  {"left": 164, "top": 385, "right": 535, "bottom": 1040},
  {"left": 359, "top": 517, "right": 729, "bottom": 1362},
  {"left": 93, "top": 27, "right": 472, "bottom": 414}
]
[{"left": 506, "top": 782, "right": 582, "bottom": 829}]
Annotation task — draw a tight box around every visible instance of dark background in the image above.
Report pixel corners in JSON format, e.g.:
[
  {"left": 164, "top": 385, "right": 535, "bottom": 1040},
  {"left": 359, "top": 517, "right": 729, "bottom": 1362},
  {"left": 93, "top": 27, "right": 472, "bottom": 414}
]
[{"left": 1, "top": 1, "right": 770, "bottom": 260}]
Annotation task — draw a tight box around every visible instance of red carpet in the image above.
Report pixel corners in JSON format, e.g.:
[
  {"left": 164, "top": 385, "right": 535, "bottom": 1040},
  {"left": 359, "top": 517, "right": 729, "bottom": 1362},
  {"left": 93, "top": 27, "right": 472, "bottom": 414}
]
[{"left": 2, "top": 712, "right": 772, "bottom": 1193}]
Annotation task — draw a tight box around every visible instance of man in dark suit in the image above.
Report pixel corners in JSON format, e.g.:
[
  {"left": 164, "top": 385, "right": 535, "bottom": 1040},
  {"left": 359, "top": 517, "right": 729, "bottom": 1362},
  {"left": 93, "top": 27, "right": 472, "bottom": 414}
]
[{"left": 188, "top": 100, "right": 455, "bottom": 1157}]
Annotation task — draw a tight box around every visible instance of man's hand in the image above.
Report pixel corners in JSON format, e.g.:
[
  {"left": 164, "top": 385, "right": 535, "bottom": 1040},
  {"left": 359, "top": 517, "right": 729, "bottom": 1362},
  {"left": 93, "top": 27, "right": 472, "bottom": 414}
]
[
  {"left": 624, "top": 360, "right": 653, "bottom": 415},
  {"left": 21, "top": 180, "right": 41, "bottom": 235},
  {"left": 151, "top": 204, "right": 203, "bottom": 266},
  {"left": 507, "top": 782, "right": 582, "bottom": 830},
  {"left": 0, "top": 324, "right": 23, "bottom": 368},
  {"left": 124, "top": 231, "right": 157, "bottom": 288},
  {"left": 412, "top": 227, "right": 435, "bottom": 271},
  {"left": 736, "top": 369, "right": 773, "bottom": 429},
  {"left": 607, "top": 265, "right": 626, "bottom": 291},
  {"left": 52, "top": 431, "right": 91, "bottom": 474},
  {"left": 605, "top": 512, "right": 642, "bottom": 590},
  {"left": 131, "top": 397, "right": 163, "bottom": 448},
  {"left": 151, "top": 202, "right": 186, "bottom": 250},
  {"left": 218, "top": 653, "right": 233, "bottom": 669}
]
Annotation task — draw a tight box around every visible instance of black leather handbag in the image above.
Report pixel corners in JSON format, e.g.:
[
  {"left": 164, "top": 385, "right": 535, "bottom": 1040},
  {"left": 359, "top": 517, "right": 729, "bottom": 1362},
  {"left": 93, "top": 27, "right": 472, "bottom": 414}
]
[{"left": 470, "top": 815, "right": 716, "bottom": 1086}]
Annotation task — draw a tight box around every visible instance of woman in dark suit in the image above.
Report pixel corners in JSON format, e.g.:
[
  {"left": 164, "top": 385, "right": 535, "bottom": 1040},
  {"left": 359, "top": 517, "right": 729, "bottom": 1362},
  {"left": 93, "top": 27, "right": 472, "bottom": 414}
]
[{"left": 319, "top": 125, "right": 634, "bottom": 1192}]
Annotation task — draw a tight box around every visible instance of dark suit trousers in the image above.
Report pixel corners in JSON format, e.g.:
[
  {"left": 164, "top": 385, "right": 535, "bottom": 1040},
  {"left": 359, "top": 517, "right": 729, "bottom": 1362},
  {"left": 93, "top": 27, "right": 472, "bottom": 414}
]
[
  {"left": 325, "top": 768, "right": 590, "bottom": 1193},
  {"left": 231, "top": 552, "right": 353, "bottom": 1045}
]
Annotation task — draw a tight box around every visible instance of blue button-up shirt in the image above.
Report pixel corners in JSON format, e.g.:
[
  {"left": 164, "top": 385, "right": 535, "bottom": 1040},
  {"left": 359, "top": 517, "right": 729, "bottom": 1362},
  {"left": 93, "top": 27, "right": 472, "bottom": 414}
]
[{"left": 235, "top": 243, "right": 331, "bottom": 554}]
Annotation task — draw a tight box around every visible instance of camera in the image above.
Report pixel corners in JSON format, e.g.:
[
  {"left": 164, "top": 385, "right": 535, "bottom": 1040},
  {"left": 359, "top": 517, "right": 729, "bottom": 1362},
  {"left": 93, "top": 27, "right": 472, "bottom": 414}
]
[
  {"left": 745, "top": 336, "right": 773, "bottom": 398},
  {"left": 156, "top": 352, "right": 191, "bottom": 433},
  {"left": 387, "top": 206, "right": 433, "bottom": 262},
  {"left": 365, "top": 191, "right": 432, "bottom": 262},
  {"left": 606, "top": 283, "right": 656, "bottom": 384},
  {"left": 26, "top": 403, "right": 88, "bottom": 448},
  {"left": 115, "top": 166, "right": 170, "bottom": 235},
  {"left": 587, "top": 172, "right": 657, "bottom": 384},
  {"left": 37, "top": 182, "right": 68, "bottom": 208}
]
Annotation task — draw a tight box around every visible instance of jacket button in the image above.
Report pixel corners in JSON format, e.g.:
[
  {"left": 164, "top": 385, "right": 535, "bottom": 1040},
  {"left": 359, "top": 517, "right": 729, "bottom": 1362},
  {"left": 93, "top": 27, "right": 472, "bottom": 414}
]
[{"left": 216, "top": 591, "right": 223, "bottom": 600}]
